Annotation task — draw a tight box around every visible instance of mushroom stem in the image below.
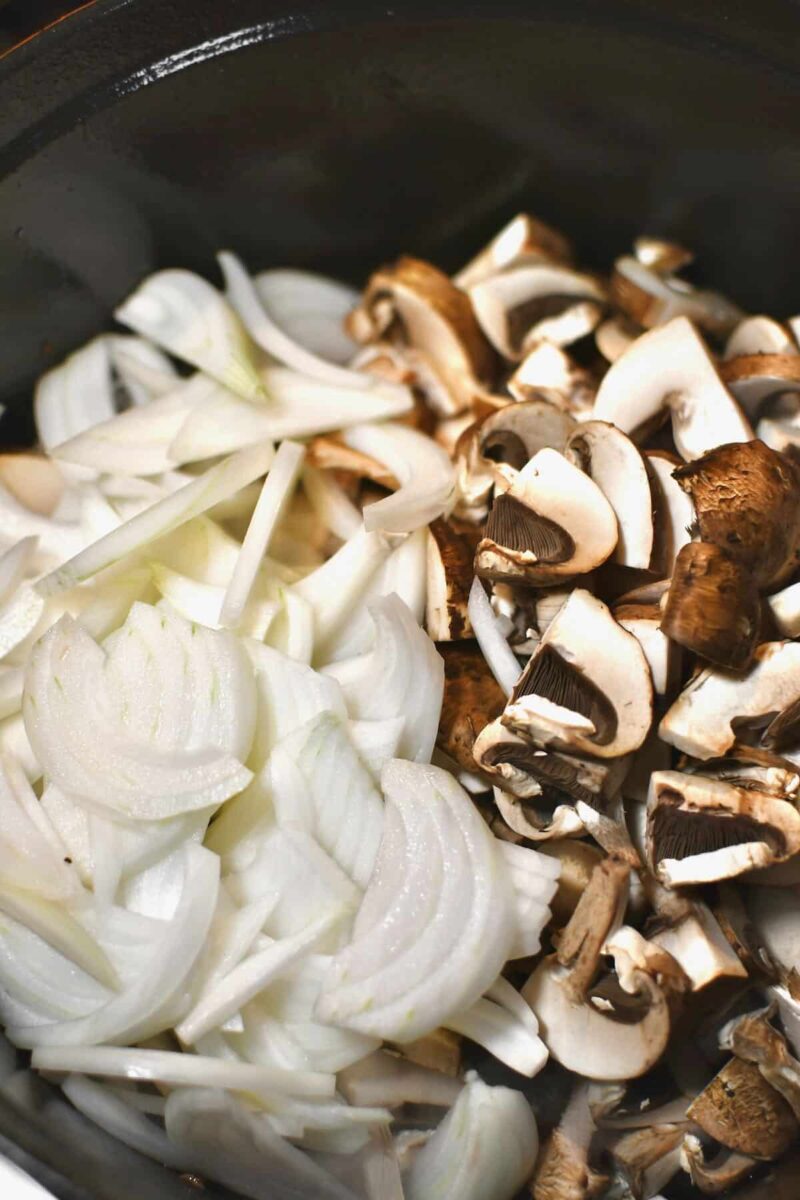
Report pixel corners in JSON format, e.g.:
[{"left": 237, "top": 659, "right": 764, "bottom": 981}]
[{"left": 556, "top": 855, "right": 630, "bottom": 1002}]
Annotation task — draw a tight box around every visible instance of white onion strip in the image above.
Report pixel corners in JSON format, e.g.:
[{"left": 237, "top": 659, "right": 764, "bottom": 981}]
[
  {"left": 344, "top": 422, "right": 455, "bottom": 533},
  {"left": 36, "top": 442, "right": 274, "bottom": 597},
  {"left": 62, "top": 1074, "right": 190, "bottom": 1170},
  {"left": 32, "top": 1045, "right": 335, "bottom": 1099},
  {"left": 302, "top": 466, "right": 362, "bottom": 542},
  {"left": 220, "top": 440, "right": 305, "bottom": 629},
  {"left": 467, "top": 576, "right": 521, "bottom": 696}
]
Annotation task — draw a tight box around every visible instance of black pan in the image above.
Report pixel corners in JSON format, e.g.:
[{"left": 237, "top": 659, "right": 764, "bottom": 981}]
[{"left": 0, "top": 1, "right": 799, "bottom": 1194}]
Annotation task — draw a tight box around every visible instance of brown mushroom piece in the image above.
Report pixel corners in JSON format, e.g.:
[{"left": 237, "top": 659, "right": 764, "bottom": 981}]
[
  {"left": 720, "top": 1007, "right": 800, "bottom": 1122},
  {"left": 477, "top": 398, "right": 576, "bottom": 478},
  {"left": 644, "top": 450, "right": 695, "bottom": 577},
  {"left": 532, "top": 1082, "right": 609, "bottom": 1200},
  {"left": 659, "top": 641, "right": 800, "bottom": 760},
  {"left": 614, "top": 604, "right": 680, "bottom": 696},
  {"left": 745, "top": 887, "right": 800, "bottom": 977},
  {"left": 719, "top": 354, "right": 800, "bottom": 420},
  {"left": 305, "top": 435, "right": 398, "bottom": 489},
  {"left": 610, "top": 1123, "right": 686, "bottom": 1200},
  {"left": 502, "top": 589, "right": 653, "bottom": 760},
  {"left": 346, "top": 255, "right": 496, "bottom": 415},
  {"left": 426, "top": 518, "right": 479, "bottom": 640},
  {"left": 595, "top": 315, "right": 642, "bottom": 363},
  {"left": 0, "top": 454, "right": 65, "bottom": 517},
  {"left": 435, "top": 642, "right": 506, "bottom": 772},
  {"left": 633, "top": 236, "right": 694, "bottom": 274},
  {"left": 644, "top": 884, "right": 748, "bottom": 992},
  {"left": 508, "top": 342, "right": 597, "bottom": 418},
  {"left": 564, "top": 422, "right": 654, "bottom": 569},
  {"left": 452, "top": 418, "right": 495, "bottom": 522},
  {"left": 537, "top": 838, "right": 605, "bottom": 924},
  {"left": 687, "top": 1056, "right": 797, "bottom": 1161},
  {"left": 593, "top": 316, "right": 753, "bottom": 461},
  {"left": 659, "top": 541, "right": 760, "bottom": 670},
  {"left": 611, "top": 255, "right": 743, "bottom": 337},
  {"left": 492, "top": 783, "right": 587, "bottom": 841},
  {"left": 725, "top": 315, "right": 797, "bottom": 360},
  {"left": 474, "top": 450, "right": 618, "bottom": 585},
  {"left": 673, "top": 439, "right": 800, "bottom": 587},
  {"left": 646, "top": 770, "right": 800, "bottom": 886},
  {"left": 454, "top": 212, "right": 574, "bottom": 290},
  {"left": 724, "top": 1150, "right": 800, "bottom": 1199},
  {"left": 468, "top": 264, "right": 606, "bottom": 360},
  {"left": 680, "top": 1136, "right": 760, "bottom": 1196}
]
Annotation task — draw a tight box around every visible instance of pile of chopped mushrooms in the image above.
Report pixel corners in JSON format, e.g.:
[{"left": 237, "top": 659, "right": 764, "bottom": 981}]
[{"left": 2, "top": 216, "right": 800, "bottom": 1200}]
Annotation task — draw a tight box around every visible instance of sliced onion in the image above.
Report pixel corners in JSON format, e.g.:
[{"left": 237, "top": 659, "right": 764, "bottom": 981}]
[
  {"left": 34, "top": 338, "right": 116, "bottom": 453},
  {"left": 344, "top": 422, "right": 455, "bottom": 533},
  {"left": 292, "top": 528, "right": 393, "bottom": 655},
  {"left": 447, "top": 979, "right": 548, "bottom": 1078},
  {"left": 254, "top": 268, "right": 359, "bottom": 364},
  {"left": 164, "top": 1087, "right": 359, "bottom": 1200},
  {"left": 302, "top": 466, "right": 362, "bottom": 542},
  {"left": 151, "top": 563, "right": 277, "bottom": 640},
  {"left": 219, "top": 251, "right": 366, "bottom": 389},
  {"left": 115, "top": 269, "right": 266, "bottom": 402},
  {"left": 497, "top": 840, "right": 560, "bottom": 958},
  {"left": 176, "top": 908, "right": 346, "bottom": 1045},
  {"left": 264, "top": 589, "right": 315, "bottom": 665},
  {"left": 404, "top": 1073, "right": 538, "bottom": 1200},
  {"left": 323, "top": 595, "right": 444, "bottom": 763},
  {"left": 467, "top": 577, "right": 522, "bottom": 696},
  {"left": 244, "top": 640, "right": 346, "bottom": 770},
  {"left": 0, "top": 881, "right": 117, "bottom": 990},
  {"left": 316, "top": 760, "right": 517, "bottom": 1041},
  {"left": 61, "top": 1074, "right": 190, "bottom": 1170},
  {"left": 203, "top": 774, "right": 273, "bottom": 870},
  {"left": 346, "top": 717, "right": 405, "bottom": 781},
  {"left": 36, "top": 442, "right": 274, "bottom": 597},
  {"left": 0, "top": 538, "right": 38, "bottom": 604},
  {"left": 220, "top": 440, "right": 305, "bottom": 630},
  {"left": 24, "top": 611, "right": 253, "bottom": 820},
  {"left": 270, "top": 710, "right": 384, "bottom": 887},
  {"left": 363, "top": 1127, "right": 406, "bottom": 1200},
  {"left": 339, "top": 1049, "right": 463, "bottom": 1109},
  {"left": 108, "top": 335, "right": 179, "bottom": 405},
  {"left": 0, "top": 755, "right": 78, "bottom": 900}
]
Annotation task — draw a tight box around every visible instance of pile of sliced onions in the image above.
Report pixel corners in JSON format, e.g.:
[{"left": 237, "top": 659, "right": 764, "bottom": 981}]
[{"left": 0, "top": 256, "right": 556, "bottom": 1200}]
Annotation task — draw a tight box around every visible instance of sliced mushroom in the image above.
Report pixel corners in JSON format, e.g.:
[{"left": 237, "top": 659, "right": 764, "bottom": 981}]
[
  {"left": 391, "top": 1027, "right": 462, "bottom": 1077},
  {"left": 746, "top": 887, "right": 800, "bottom": 977},
  {"left": 610, "top": 1123, "right": 686, "bottom": 1200},
  {"left": 508, "top": 341, "right": 597, "bottom": 417},
  {"left": 474, "top": 718, "right": 628, "bottom": 805},
  {"left": 436, "top": 641, "right": 506, "bottom": 771},
  {"left": 646, "top": 770, "right": 800, "bottom": 886},
  {"left": 672, "top": 439, "right": 800, "bottom": 588},
  {"left": 645, "top": 450, "right": 695, "bottom": 578},
  {"left": 564, "top": 422, "right": 654, "bottom": 569},
  {"left": 723, "top": 1149, "right": 800, "bottom": 1199},
  {"left": 468, "top": 264, "right": 606, "bottom": 360},
  {"left": 767, "top": 579, "right": 800, "bottom": 638},
  {"left": 645, "top": 889, "right": 748, "bottom": 991},
  {"left": 477, "top": 397, "right": 576, "bottom": 480},
  {"left": 452, "top": 418, "right": 494, "bottom": 522},
  {"left": 537, "top": 839, "right": 605, "bottom": 923},
  {"left": 724, "top": 315, "right": 797, "bottom": 360},
  {"left": 660, "top": 641, "right": 800, "bottom": 760},
  {"left": 474, "top": 449, "right": 618, "bottom": 585},
  {"left": 526, "top": 299, "right": 605, "bottom": 350},
  {"left": 532, "top": 1082, "right": 608, "bottom": 1200},
  {"left": 757, "top": 390, "right": 800, "bottom": 453},
  {"left": 0, "top": 454, "right": 65, "bottom": 517},
  {"left": 595, "top": 315, "right": 642, "bottom": 363},
  {"left": 492, "top": 783, "right": 587, "bottom": 841},
  {"left": 614, "top": 604, "right": 680, "bottom": 695},
  {"left": 687, "top": 1056, "right": 797, "bottom": 1160},
  {"left": 680, "top": 1135, "right": 759, "bottom": 1196},
  {"left": 711, "top": 883, "right": 778, "bottom": 979},
  {"left": 611, "top": 256, "right": 743, "bottom": 337},
  {"left": 305, "top": 435, "right": 398, "bottom": 488},
  {"left": 633, "top": 236, "right": 694, "bottom": 274},
  {"left": 719, "top": 354, "right": 800, "bottom": 419},
  {"left": 660, "top": 542, "right": 761, "bottom": 670},
  {"left": 593, "top": 316, "right": 753, "bottom": 461},
  {"left": 502, "top": 589, "right": 653, "bottom": 760},
  {"left": 454, "top": 212, "right": 574, "bottom": 290},
  {"left": 346, "top": 255, "right": 496, "bottom": 413},
  {"left": 721, "top": 1006, "right": 800, "bottom": 1122},
  {"left": 426, "top": 518, "right": 479, "bottom": 640},
  {"left": 433, "top": 412, "right": 476, "bottom": 457}
]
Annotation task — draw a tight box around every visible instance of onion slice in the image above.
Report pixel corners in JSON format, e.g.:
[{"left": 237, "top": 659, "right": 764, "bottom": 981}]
[
  {"left": 254, "top": 268, "right": 359, "bottom": 363},
  {"left": 344, "top": 422, "right": 455, "bottom": 533},
  {"left": 315, "top": 760, "right": 517, "bottom": 1041},
  {"left": 467, "top": 577, "right": 521, "bottom": 696},
  {"left": 115, "top": 269, "right": 266, "bottom": 402}
]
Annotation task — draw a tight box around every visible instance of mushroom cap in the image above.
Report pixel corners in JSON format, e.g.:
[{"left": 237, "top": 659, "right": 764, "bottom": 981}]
[
  {"left": 633, "top": 236, "right": 694, "bottom": 274},
  {"left": 454, "top": 212, "right": 574, "bottom": 290},
  {"left": 724, "top": 316, "right": 797, "bottom": 361},
  {"left": 504, "top": 589, "right": 653, "bottom": 760},
  {"left": 0, "top": 454, "right": 65, "bottom": 517},
  {"left": 426, "top": 518, "right": 479, "bottom": 641},
  {"left": 660, "top": 641, "right": 800, "bottom": 760},
  {"left": 614, "top": 604, "right": 679, "bottom": 695},
  {"left": 436, "top": 641, "right": 506, "bottom": 772},
  {"left": 611, "top": 256, "right": 743, "bottom": 336},
  {"left": 720, "top": 354, "right": 800, "bottom": 419},
  {"left": 347, "top": 255, "right": 495, "bottom": 412},
  {"left": 469, "top": 264, "right": 606, "bottom": 360},
  {"left": 659, "top": 541, "right": 761, "bottom": 671},
  {"left": 565, "top": 421, "right": 654, "bottom": 569},
  {"left": 508, "top": 342, "right": 597, "bottom": 416},
  {"left": 474, "top": 449, "right": 618, "bottom": 585},
  {"left": 523, "top": 954, "right": 672, "bottom": 1081},
  {"left": 478, "top": 397, "right": 576, "bottom": 477},
  {"left": 593, "top": 316, "right": 753, "bottom": 461},
  {"left": 646, "top": 770, "right": 800, "bottom": 886},
  {"left": 687, "top": 1056, "right": 797, "bottom": 1160}
]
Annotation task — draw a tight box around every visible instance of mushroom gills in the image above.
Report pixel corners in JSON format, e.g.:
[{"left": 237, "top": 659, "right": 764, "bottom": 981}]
[
  {"left": 508, "top": 643, "right": 618, "bottom": 746},
  {"left": 483, "top": 493, "right": 575, "bottom": 563}
]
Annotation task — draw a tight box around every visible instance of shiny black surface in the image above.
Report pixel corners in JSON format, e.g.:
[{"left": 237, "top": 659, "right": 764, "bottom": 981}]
[{"left": 0, "top": 2, "right": 799, "bottom": 1194}]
